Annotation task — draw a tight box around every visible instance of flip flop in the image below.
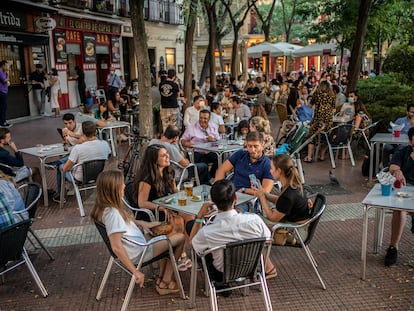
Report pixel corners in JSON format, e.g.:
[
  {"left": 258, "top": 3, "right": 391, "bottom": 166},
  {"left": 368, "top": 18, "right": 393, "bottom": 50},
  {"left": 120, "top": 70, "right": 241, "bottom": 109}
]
[
  {"left": 303, "top": 156, "right": 313, "bottom": 163},
  {"left": 156, "top": 281, "right": 180, "bottom": 295},
  {"left": 265, "top": 267, "right": 278, "bottom": 280}
]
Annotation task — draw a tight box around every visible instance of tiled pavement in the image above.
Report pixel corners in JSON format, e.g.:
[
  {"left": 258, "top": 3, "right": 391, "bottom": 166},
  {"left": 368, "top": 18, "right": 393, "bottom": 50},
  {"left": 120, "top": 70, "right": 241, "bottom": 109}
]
[{"left": 1, "top": 105, "right": 414, "bottom": 310}]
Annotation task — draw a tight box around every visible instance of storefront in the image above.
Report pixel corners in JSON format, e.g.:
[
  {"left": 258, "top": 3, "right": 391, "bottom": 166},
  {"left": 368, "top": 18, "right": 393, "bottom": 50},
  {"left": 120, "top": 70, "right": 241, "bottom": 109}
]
[
  {"left": 0, "top": 3, "right": 55, "bottom": 119},
  {"left": 52, "top": 13, "right": 122, "bottom": 108}
]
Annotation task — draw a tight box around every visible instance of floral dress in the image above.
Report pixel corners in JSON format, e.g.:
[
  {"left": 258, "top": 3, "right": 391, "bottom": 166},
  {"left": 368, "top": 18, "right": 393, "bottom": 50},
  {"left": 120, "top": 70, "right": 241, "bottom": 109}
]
[{"left": 308, "top": 90, "right": 336, "bottom": 144}]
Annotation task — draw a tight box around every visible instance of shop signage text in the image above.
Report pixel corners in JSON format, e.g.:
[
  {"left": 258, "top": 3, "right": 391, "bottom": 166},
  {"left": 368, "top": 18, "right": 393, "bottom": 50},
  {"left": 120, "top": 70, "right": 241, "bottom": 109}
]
[
  {"left": 35, "top": 17, "right": 56, "bottom": 32},
  {"left": 0, "top": 11, "right": 26, "bottom": 29},
  {"left": 68, "top": 18, "right": 121, "bottom": 35}
]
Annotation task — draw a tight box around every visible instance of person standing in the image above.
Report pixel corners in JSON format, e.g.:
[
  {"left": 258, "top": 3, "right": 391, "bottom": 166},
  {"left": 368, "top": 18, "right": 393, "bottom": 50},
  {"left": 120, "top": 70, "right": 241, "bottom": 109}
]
[
  {"left": 106, "top": 65, "right": 122, "bottom": 99},
  {"left": 74, "top": 66, "right": 86, "bottom": 106},
  {"left": 48, "top": 68, "right": 61, "bottom": 118},
  {"left": 0, "top": 60, "right": 10, "bottom": 127},
  {"left": 159, "top": 69, "right": 181, "bottom": 132},
  {"left": 30, "top": 64, "right": 47, "bottom": 115}
]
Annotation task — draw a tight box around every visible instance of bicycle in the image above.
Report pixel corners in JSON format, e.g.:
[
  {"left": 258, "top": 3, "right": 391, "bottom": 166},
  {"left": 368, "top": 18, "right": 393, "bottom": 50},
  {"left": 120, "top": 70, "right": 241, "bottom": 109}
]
[{"left": 117, "top": 126, "right": 149, "bottom": 183}]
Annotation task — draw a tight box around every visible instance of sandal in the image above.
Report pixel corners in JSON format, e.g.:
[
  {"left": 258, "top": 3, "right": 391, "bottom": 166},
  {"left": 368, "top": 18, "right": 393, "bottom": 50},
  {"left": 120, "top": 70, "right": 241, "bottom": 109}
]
[
  {"left": 265, "top": 267, "right": 278, "bottom": 280},
  {"left": 177, "top": 255, "right": 192, "bottom": 272},
  {"left": 156, "top": 281, "right": 180, "bottom": 295},
  {"left": 303, "top": 156, "right": 313, "bottom": 163}
]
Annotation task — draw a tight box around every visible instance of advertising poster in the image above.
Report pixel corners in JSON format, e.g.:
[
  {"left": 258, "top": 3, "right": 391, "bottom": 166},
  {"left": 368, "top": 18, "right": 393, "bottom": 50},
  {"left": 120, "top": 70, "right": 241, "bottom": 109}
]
[
  {"left": 83, "top": 34, "right": 96, "bottom": 62},
  {"left": 111, "top": 37, "right": 120, "bottom": 63},
  {"left": 54, "top": 32, "right": 67, "bottom": 63}
]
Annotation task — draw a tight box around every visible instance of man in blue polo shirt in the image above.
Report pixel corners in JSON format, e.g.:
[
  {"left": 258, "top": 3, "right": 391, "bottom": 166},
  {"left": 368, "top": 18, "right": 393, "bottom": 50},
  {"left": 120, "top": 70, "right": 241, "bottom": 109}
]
[{"left": 215, "top": 131, "right": 274, "bottom": 212}]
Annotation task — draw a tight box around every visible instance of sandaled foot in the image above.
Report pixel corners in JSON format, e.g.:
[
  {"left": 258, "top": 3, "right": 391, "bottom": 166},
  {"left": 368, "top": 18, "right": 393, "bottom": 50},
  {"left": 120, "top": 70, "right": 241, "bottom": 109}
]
[
  {"left": 177, "top": 255, "right": 192, "bottom": 272},
  {"left": 265, "top": 267, "right": 278, "bottom": 279},
  {"left": 303, "top": 156, "right": 313, "bottom": 163},
  {"left": 156, "top": 280, "right": 180, "bottom": 295}
]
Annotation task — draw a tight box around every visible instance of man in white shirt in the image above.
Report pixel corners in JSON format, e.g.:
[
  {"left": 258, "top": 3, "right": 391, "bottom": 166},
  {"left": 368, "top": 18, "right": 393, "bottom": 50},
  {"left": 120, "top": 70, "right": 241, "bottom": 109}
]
[
  {"left": 219, "top": 86, "right": 233, "bottom": 112},
  {"left": 53, "top": 121, "right": 111, "bottom": 203},
  {"left": 209, "top": 102, "right": 225, "bottom": 134},
  {"left": 61, "top": 113, "right": 83, "bottom": 146},
  {"left": 183, "top": 95, "right": 204, "bottom": 128},
  {"left": 190, "top": 179, "right": 275, "bottom": 288}
]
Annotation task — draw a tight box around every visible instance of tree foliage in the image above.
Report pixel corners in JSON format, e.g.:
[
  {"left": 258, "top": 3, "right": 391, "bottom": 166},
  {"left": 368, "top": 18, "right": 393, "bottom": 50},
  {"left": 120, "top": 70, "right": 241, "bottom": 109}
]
[{"left": 382, "top": 44, "right": 414, "bottom": 84}]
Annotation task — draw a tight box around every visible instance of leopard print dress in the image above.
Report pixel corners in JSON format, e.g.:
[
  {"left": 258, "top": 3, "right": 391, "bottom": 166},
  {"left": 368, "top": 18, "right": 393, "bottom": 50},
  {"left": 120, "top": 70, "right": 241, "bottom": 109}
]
[{"left": 308, "top": 90, "right": 336, "bottom": 144}]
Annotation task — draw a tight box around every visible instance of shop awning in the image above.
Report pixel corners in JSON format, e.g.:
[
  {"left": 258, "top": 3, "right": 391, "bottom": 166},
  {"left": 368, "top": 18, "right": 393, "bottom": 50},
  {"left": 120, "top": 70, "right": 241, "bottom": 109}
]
[
  {"left": 292, "top": 43, "right": 348, "bottom": 57},
  {"left": 57, "top": 8, "right": 126, "bottom": 25},
  {"left": 271, "top": 42, "right": 302, "bottom": 56},
  {"left": 247, "top": 42, "right": 285, "bottom": 58},
  {"left": 5, "top": 0, "right": 58, "bottom": 13},
  {"left": 0, "top": 31, "right": 49, "bottom": 45}
]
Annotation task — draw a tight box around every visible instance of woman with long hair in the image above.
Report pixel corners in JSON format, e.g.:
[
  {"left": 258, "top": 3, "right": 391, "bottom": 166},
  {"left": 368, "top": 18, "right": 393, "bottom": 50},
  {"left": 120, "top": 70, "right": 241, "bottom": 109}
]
[
  {"left": 133, "top": 145, "right": 193, "bottom": 271},
  {"left": 48, "top": 68, "right": 61, "bottom": 117},
  {"left": 251, "top": 103, "right": 268, "bottom": 120},
  {"left": 249, "top": 116, "right": 275, "bottom": 156},
  {"left": 253, "top": 154, "right": 311, "bottom": 242},
  {"left": 91, "top": 170, "right": 185, "bottom": 295},
  {"left": 304, "top": 80, "right": 336, "bottom": 162}
]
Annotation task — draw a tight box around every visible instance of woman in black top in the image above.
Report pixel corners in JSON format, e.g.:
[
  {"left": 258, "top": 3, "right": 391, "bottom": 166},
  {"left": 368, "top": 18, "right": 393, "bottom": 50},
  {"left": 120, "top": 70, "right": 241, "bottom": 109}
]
[
  {"left": 254, "top": 154, "right": 310, "bottom": 242},
  {"left": 74, "top": 66, "right": 86, "bottom": 106}
]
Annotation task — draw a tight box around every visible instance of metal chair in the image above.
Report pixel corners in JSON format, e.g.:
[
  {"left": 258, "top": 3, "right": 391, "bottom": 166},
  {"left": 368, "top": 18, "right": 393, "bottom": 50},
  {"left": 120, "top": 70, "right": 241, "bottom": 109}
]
[
  {"left": 316, "top": 124, "right": 355, "bottom": 169},
  {"left": 0, "top": 219, "right": 48, "bottom": 297},
  {"left": 94, "top": 220, "right": 185, "bottom": 311},
  {"left": 95, "top": 88, "right": 106, "bottom": 104},
  {"left": 15, "top": 182, "right": 54, "bottom": 260},
  {"left": 60, "top": 159, "right": 106, "bottom": 217},
  {"left": 170, "top": 160, "right": 200, "bottom": 190},
  {"left": 0, "top": 163, "right": 32, "bottom": 184},
  {"left": 122, "top": 180, "right": 158, "bottom": 222},
  {"left": 197, "top": 237, "right": 273, "bottom": 311},
  {"left": 270, "top": 193, "right": 327, "bottom": 290},
  {"left": 354, "top": 120, "right": 381, "bottom": 151}
]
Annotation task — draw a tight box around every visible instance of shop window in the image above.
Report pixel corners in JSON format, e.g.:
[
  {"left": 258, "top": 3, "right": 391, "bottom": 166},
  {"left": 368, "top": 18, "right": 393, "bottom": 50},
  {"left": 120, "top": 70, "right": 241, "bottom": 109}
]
[
  {"left": 165, "top": 48, "right": 175, "bottom": 69},
  {"left": 0, "top": 43, "right": 22, "bottom": 86},
  {"left": 66, "top": 44, "right": 81, "bottom": 78}
]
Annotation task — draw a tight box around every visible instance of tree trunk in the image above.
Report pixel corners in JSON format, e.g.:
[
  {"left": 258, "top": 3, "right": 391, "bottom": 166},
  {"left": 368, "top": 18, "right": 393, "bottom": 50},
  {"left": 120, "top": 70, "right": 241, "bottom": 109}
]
[
  {"left": 130, "top": 0, "right": 152, "bottom": 138},
  {"left": 183, "top": 0, "right": 198, "bottom": 111},
  {"left": 199, "top": 42, "right": 211, "bottom": 86},
  {"left": 231, "top": 29, "right": 239, "bottom": 78},
  {"left": 347, "top": 0, "right": 373, "bottom": 95},
  {"left": 205, "top": 1, "right": 218, "bottom": 90}
]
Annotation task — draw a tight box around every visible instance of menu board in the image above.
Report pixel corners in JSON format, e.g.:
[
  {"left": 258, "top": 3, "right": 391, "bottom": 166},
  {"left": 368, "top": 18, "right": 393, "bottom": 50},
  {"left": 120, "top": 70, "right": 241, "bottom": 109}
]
[
  {"left": 111, "top": 37, "right": 120, "bottom": 63},
  {"left": 83, "top": 34, "right": 96, "bottom": 63},
  {"left": 54, "top": 32, "right": 67, "bottom": 63}
]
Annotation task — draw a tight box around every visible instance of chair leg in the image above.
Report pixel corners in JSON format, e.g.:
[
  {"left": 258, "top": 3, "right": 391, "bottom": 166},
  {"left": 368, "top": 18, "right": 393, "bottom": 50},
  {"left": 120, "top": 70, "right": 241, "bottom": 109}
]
[
  {"left": 28, "top": 228, "right": 55, "bottom": 260},
  {"left": 168, "top": 244, "right": 186, "bottom": 299},
  {"left": 348, "top": 143, "right": 355, "bottom": 166},
  {"left": 22, "top": 248, "right": 48, "bottom": 297},
  {"left": 210, "top": 284, "right": 218, "bottom": 311},
  {"left": 60, "top": 170, "right": 66, "bottom": 209},
  {"left": 328, "top": 145, "right": 336, "bottom": 169},
  {"left": 120, "top": 275, "right": 136, "bottom": 311},
  {"left": 189, "top": 251, "right": 198, "bottom": 308},
  {"left": 72, "top": 182, "right": 86, "bottom": 217},
  {"left": 96, "top": 257, "right": 114, "bottom": 300},
  {"left": 259, "top": 273, "right": 273, "bottom": 311}
]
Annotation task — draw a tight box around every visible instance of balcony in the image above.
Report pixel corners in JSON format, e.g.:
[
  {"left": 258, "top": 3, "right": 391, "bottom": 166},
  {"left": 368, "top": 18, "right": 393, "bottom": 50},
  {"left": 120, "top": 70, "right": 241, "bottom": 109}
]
[{"left": 144, "top": 0, "right": 183, "bottom": 25}]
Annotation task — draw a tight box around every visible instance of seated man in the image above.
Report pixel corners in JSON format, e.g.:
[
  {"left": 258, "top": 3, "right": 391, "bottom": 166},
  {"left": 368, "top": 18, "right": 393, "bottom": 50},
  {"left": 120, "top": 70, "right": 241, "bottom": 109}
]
[
  {"left": 244, "top": 79, "right": 261, "bottom": 99},
  {"left": 0, "top": 128, "right": 41, "bottom": 184},
  {"left": 384, "top": 126, "right": 414, "bottom": 266},
  {"left": 383, "top": 103, "right": 414, "bottom": 168},
  {"left": 209, "top": 102, "right": 226, "bottom": 134},
  {"left": 215, "top": 131, "right": 274, "bottom": 212},
  {"left": 61, "top": 113, "right": 83, "bottom": 146},
  {"left": 189, "top": 179, "right": 276, "bottom": 289},
  {"left": 183, "top": 95, "right": 204, "bottom": 129},
  {"left": 229, "top": 96, "right": 251, "bottom": 121},
  {"left": 181, "top": 110, "right": 220, "bottom": 182},
  {"left": 149, "top": 125, "right": 209, "bottom": 184},
  {"left": 53, "top": 121, "right": 111, "bottom": 203}
]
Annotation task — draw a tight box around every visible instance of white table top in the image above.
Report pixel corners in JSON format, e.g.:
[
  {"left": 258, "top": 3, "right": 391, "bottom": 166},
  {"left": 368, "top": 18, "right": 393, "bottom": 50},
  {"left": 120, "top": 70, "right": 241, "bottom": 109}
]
[
  {"left": 362, "top": 183, "right": 414, "bottom": 211},
  {"left": 97, "top": 120, "right": 130, "bottom": 130},
  {"left": 20, "top": 143, "right": 71, "bottom": 158},
  {"left": 153, "top": 185, "right": 255, "bottom": 216},
  {"left": 370, "top": 133, "right": 409, "bottom": 144},
  {"left": 192, "top": 141, "right": 243, "bottom": 154}
]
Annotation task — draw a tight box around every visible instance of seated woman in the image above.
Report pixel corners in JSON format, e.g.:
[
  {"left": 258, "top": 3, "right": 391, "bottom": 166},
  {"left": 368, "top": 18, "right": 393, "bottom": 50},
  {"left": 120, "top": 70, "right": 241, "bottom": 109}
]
[
  {"left": 253, "top": 154, "right": 311, "bottom": 244},
  {"left": 91, "top": 170, "right": 185, "bottom": 295},
  {"left": 249, "top": 116, "right": 275, "bottom": 156},
  {"left": 234, "top": 119, "right": 250, "bottom": 141},
  {"left": 94, "top": 102, "right": 114, "bottom": 121},
  {"left": 107, "top": 91, "right": 127, "bottom": 117},
  {"left": 132, "top": 145, "right": 192, "bottom": 270}
]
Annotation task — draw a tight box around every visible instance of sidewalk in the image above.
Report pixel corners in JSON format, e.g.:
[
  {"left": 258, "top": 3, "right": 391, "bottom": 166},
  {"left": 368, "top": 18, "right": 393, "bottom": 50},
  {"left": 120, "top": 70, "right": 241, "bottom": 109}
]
[{"left": 1, "top": 108, "right": 413, "bottom": 310}]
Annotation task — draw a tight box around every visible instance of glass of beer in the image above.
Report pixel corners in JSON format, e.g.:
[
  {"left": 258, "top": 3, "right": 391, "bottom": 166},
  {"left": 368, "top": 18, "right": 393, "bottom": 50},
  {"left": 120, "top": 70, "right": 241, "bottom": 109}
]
[
  {"left": 178, "top": 191, "right": 187, "bottom": 206},
  {"left": 184, "top": 181, "right": 193, "bottom": 197}
]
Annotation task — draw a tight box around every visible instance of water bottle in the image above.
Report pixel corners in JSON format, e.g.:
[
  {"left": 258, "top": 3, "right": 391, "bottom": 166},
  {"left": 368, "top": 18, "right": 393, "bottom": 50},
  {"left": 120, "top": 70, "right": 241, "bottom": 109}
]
[{"left": 201, "top": 184, "right": 208, "bottom": 202}]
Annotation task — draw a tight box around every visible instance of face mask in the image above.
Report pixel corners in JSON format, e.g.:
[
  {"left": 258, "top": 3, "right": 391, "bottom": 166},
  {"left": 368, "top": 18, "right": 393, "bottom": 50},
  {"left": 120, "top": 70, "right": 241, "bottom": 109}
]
[
  {"left": 199, "top": 101, "right": 205, "bottom": 109},
  {"left": 348, "top": 97, "right": 354, "bottom": 103}
]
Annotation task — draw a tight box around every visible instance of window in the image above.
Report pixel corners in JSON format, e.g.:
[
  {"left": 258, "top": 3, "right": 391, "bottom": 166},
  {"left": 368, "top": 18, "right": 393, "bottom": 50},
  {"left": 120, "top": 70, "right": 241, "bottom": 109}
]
[{"left": 165, "top": 48, "right": 175, "bottom": 69}]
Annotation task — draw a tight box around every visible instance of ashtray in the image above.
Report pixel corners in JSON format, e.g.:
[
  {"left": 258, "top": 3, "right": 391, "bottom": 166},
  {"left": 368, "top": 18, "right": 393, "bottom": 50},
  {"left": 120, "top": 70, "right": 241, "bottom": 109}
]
[{"left": 397, "top": 192, "right": 410, "bottom": 198}]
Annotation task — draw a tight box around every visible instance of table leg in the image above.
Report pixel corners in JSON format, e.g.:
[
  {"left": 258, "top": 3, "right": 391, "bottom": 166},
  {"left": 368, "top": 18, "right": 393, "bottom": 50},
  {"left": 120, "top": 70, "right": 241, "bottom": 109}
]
[
  {"left": 39, "top": 159, "right": 49, "bottom": 207},
  {"left": 369, "top": 142, "right": 375, "bottom": 182},
  {"left": 189, "top": 250, "right": 197, "bottom": 309},
  {"left": 361, "top": 205, "right": 370, "bottom": 280},
  {"left": 109, "top": 128, "right": 117, "bottom": 157},
  {"left": 374, "top": 208, "right": 385, "bottom": 253}
]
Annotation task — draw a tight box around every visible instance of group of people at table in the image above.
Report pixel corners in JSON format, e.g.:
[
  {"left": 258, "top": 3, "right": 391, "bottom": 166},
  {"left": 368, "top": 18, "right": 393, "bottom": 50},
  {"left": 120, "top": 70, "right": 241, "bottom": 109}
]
[{"left": 1, "top": 70, "right": 414, "bottom": 297}]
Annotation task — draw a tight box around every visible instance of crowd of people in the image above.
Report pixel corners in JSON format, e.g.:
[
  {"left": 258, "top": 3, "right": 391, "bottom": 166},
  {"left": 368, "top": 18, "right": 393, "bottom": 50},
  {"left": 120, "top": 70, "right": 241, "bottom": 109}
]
[{"left": 2, "top": 65, "right": 414, "bottom": 301}]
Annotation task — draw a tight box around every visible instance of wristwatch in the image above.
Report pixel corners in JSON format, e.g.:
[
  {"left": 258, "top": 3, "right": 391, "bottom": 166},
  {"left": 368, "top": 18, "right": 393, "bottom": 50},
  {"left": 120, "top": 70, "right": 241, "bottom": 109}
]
[{"left": 241, "top": 187, "right": 246, "bottom": 193}]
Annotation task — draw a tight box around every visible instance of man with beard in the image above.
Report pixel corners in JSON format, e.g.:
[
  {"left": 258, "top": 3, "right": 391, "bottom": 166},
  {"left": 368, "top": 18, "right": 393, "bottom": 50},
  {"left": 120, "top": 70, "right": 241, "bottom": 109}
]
[{"left": 215, "top": 131, "right": 274, "bottom": 212}]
